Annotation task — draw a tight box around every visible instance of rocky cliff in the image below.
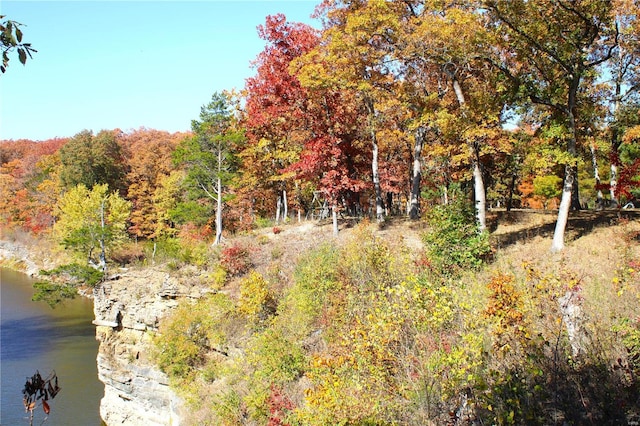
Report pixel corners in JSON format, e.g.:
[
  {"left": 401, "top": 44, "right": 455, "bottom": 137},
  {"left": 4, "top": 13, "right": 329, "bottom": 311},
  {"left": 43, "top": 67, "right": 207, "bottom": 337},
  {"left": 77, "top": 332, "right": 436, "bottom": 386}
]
[
  {"left": 0, "top": 239, "right": 202, "bottom": 425},
  {"left": 92, "top": 267, "right": 208, "bottom": 426}
]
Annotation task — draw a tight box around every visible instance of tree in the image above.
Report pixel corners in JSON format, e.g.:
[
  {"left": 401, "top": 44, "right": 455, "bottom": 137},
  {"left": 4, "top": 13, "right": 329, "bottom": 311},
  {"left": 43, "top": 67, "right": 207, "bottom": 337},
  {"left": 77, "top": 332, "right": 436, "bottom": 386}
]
[
  {"left": 53, "top": 183, "right": 131, "bottom": 272},
  {"left": 0, "top": 138, "right": 66, "bottom": 232},
  {"left": 395, "top": 1, "right": 509, "bottom": 231},
  {"left": 152, "top": 170, "right": 184, "bottom": 241},
  {"left": 605, "top": 1, "right": 640, "bottom": 206},
  {"left": 304, "top": 0, "right": 404, "bottom": 224},
  {"left": 290, "top": 58, "right": 370, "bottom": 235},
  {"left": 533, "top": 175, "right": 563, "bottom": 209},
  {"left": 241, "top": 14, "right": 320, "bottom": 224},
  {"left": 484, "top": 0, "right": 621, "bottom": 252},
  {"left": 174, "top": 92, "right": 243, "bottom": 245},
  {"left": 122, "top": 129, "right": 183, "bottom": 240},
  {"left": 59, "top": 130, "right": 127, "bottom": 194},
  {"left": 1, "top": 15, "right": 36, "bottom": 74}
]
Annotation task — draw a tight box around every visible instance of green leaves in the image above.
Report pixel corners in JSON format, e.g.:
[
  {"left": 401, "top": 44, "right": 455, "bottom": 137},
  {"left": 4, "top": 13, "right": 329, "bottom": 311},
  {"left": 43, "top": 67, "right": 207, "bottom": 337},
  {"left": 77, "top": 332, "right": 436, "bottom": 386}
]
[
  {"left": 53, "top": 183, "right": 131, "bottom": 264},
  {"left": 1, "top": 15, "right": 36, "bottom": 74}
]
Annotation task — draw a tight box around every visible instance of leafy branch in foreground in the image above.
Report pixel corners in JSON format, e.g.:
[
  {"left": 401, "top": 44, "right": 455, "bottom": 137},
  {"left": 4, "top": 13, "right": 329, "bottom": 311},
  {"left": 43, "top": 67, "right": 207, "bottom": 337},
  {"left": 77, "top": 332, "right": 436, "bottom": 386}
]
[
  {"left": 34, "top": 263, "right": 104, "bottom": 308},
  {"left": 22, "top": 370, "right": 60, "bottom": 426},
  {"left": 1, "top": 16, "right": 37, "bottom": 74}
]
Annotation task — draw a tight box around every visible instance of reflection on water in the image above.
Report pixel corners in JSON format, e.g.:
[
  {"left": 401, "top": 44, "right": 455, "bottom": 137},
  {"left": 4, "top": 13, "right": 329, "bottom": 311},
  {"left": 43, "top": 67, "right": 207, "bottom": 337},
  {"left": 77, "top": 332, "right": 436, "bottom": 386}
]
[{"left": 1, "top": 268, "right": 104, "bottom": 426}]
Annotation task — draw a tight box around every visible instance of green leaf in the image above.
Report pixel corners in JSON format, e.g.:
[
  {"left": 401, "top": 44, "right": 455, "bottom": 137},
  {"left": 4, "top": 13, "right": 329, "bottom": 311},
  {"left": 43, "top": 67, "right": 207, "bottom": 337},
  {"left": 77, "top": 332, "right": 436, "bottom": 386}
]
[
  {"left": 15, "top": 26, "right": 22, "bottom": 42},
  {"left": 18, "top": 47, "right": 26, "bottom": 64}
]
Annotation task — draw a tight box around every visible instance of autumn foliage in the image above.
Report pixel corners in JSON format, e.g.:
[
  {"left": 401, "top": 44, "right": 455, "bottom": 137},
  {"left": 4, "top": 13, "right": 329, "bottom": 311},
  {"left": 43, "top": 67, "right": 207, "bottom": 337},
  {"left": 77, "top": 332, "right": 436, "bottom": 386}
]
[{"left": 2, "top": 4, "right": 640, "bottom": 423}]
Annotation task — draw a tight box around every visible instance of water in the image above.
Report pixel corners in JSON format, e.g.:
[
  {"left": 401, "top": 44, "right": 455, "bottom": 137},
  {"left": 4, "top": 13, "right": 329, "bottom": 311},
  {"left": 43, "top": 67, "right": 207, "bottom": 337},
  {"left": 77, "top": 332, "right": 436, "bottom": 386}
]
[{"left": 1, "top": 268, "right": 104, "bottom": 426}]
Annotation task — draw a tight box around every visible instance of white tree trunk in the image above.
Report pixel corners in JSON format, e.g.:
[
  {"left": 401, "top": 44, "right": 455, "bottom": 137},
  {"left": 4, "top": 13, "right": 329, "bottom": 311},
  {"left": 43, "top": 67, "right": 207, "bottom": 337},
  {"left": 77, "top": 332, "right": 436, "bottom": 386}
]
[
  {"left": 473, "top": 157, "right": 486, "bottom": 232},
  {"left": 551, "top": 165, "right": 574, "bottom": 252},
  {"left": 590, "top": 143, "right": 604, "bottom": 209},
  {"left": 332, "top": 204, "right": 339, "bottom": 236},
  {"left": 610, "top": 163, "right": 618, "bottom": 206},
  {"left": 409, "top": 127, "right": 425, "bottom": 219},
  {"left": 452, "top": 78, "right": 486, "bottom": 231},
  {"left": 372, "top": 131, "right": 384, "bottom": 223},
  {"left": 275, "top": 195, "right": 282, "bottom": 225},
  {"left": 610, "top": 46, "right": 622, "bottom": 208},
  {"left": 98, "top": 197, "right": 108, "bottom": 273},
  {"left": 365, "top": 97, "right": 384, "bottom": 224},
  {"left": 214, "top": 176, "right": 223, "bottom": 245},
  {"left": 283, "top": 189, "right": 288, "bottom": 223}
]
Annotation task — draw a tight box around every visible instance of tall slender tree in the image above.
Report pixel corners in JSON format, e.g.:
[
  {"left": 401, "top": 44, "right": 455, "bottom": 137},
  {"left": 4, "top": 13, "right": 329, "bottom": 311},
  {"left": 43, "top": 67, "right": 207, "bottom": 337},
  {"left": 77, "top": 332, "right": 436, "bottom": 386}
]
[{"left": 174, "top": 92, "right": 243, "bottom": 245}]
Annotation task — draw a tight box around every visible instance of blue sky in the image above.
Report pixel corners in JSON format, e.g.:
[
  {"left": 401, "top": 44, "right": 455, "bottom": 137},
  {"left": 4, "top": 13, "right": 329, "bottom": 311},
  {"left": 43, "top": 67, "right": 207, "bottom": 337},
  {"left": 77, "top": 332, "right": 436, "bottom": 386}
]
[{"left": 0, "top": 1, "right": 319, "bottom": 141}]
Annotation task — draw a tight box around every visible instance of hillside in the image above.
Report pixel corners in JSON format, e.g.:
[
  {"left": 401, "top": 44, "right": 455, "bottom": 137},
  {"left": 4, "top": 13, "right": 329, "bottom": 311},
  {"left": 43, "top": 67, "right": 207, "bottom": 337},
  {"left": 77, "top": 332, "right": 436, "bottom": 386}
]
[
  {"left": 2, "top": 210, "right": 639, "bottom": 425},
  {"left": 149, "top": 210, "right": 640, "bottom": 425}
]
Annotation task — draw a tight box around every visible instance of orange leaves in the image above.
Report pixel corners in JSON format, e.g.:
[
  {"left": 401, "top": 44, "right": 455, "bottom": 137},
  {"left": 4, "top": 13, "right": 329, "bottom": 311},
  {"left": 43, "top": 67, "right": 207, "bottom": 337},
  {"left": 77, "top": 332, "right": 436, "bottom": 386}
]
[
  {"left": 484, "top": 273, "right": 524, "bottom": 326},
  {"left": 484, "top": 273, "right": 528, "bottom": 353}
]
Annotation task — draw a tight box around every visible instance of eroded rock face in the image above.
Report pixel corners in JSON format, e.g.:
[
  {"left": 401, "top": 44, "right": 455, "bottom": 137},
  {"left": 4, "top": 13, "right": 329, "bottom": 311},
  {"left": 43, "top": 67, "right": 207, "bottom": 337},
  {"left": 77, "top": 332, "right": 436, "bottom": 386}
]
[{"left": 93, "top": 269, "right": 205, "bottom": 426}]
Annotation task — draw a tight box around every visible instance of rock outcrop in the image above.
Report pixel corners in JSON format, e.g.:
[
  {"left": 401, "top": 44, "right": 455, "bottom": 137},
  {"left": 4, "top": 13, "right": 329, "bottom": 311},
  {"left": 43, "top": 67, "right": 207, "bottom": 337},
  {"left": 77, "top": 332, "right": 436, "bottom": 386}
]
[
  {"left": 93, "top": 268, "right": 207, "bottom": 426},
  {"left": 0, "top": 239, "right": 46, "bottom": 276}
]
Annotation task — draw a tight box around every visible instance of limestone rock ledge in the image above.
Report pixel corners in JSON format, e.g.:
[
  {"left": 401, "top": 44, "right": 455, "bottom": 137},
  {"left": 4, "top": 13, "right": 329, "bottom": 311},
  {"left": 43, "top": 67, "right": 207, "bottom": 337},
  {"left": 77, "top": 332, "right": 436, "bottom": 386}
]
[{"left": 93, "top": 268, "right": 207, "bottom": 426}]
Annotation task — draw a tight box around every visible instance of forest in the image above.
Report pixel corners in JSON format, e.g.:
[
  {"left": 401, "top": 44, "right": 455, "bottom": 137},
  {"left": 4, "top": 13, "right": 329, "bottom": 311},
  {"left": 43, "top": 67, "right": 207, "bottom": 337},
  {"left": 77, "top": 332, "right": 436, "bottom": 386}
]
[{"left": 1, "top": 1, "right": 640, "bottom": 425}]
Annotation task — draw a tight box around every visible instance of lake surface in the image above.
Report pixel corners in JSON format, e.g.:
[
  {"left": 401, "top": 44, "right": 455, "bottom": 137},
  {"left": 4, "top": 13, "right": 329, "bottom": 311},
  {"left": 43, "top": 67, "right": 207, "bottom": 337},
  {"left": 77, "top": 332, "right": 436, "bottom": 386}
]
[{"left": 0, "top": 268, "right": 104, "bottom": 426}]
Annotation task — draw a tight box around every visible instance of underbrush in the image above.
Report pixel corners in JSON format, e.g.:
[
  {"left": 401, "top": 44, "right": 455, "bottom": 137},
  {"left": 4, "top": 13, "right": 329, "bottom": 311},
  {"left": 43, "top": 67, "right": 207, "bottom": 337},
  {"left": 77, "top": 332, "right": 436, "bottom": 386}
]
[{"left": 152, "top": 218, "right": 640, "bottom": 425}]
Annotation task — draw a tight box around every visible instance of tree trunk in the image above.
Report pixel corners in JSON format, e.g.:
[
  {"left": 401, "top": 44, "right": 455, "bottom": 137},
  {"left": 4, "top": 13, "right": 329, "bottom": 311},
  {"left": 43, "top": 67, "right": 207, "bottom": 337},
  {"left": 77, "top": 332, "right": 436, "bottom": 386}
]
[
  {"left": 571, "top": 165, "right": 581, "bottom": 210},
  {"left": 551, "top": 163, "right": 575, "bottom": 252},
  {"left": 365, "top": 97, "right": 384, "bottom": 224},
  {"left": 214, "top": 176, "right": 223, "bottom": 245},
  {"left": 275, "top": 194, "right": 282, "bottom": 224},
  {"left": 409, "top": 127, "right": 425, "bottom": 219},
  {"left": 551, "top": 105, "right": 578, "bottom": 252},
  {"left": 610, "top": 51, "right": 622, "bottom": 207},
  {"left": 473, "top": 148, "right": 487, "bottom": 232},
  {"left": 283, "top": 189, "right": 288, "bottom": 222},
  {"left": 452, "top": 78, "right": 486, "bottom": 231},
  {"left": 610, "top": 163, "right": 618, "bottom": 207},
  {"left": 590, "top": 143, "right": 604, "bottom": 209},
  {"left": 212, "top": 142, "right": 224, "bottom": 246},
  {"left": 332, "top": 204, "right": 339, "bottom": 236},
  {"left": 371, "top": 131, "right": 384, "bottom": 223},
  {"left": 98, "top": 197, "right": 107, "bottom": 273},
  {"left": 506, "top": 172, "right": 516, "bottom": 211}
]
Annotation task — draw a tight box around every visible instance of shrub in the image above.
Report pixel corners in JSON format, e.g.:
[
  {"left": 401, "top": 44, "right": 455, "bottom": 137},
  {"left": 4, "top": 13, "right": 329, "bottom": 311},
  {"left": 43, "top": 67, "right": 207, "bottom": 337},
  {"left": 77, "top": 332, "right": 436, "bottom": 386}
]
[
  {"left": 245, "top": 329, "right": 306, "bottom": 421},
  {"left": 255, "top": 217, "right": 274, "bottom": 229},
  {"left": 220, "top": 243, "right": 252, "bottom": 276},
  {"left": 422, "top": 193, "right": 491, "bottom": 275},
  {"left": 110, "top": 244, "right": 146, "bottom": 266},
  {"left": 154, "top": 293, "right": 235, "bottom": 381},
  {"left": 179, "top": 240, "right": 210, "bottom": 267},
  {"left": 238, "top": 271, "right": 276, "bottom": 326},
  {"left": 210, "top": 265, "right": 228, "bottom": 290}
]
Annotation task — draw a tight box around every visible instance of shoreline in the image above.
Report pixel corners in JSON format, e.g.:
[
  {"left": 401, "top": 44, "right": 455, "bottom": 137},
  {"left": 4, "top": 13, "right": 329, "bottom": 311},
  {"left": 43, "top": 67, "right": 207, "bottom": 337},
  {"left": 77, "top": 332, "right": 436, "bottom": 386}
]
[
  {"left": 0, "top": 239, "right": 96, "bottom": 298},
  {"left": 0, "top": 239, "right": 43, "bottom": 277}
]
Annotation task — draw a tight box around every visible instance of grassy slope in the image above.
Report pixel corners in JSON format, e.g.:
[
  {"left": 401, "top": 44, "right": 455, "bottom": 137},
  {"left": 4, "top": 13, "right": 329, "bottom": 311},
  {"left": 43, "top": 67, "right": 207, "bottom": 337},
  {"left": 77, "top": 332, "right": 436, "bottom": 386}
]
[{"left": 161, "top": 210, "right": 639, "bottom": 425}]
